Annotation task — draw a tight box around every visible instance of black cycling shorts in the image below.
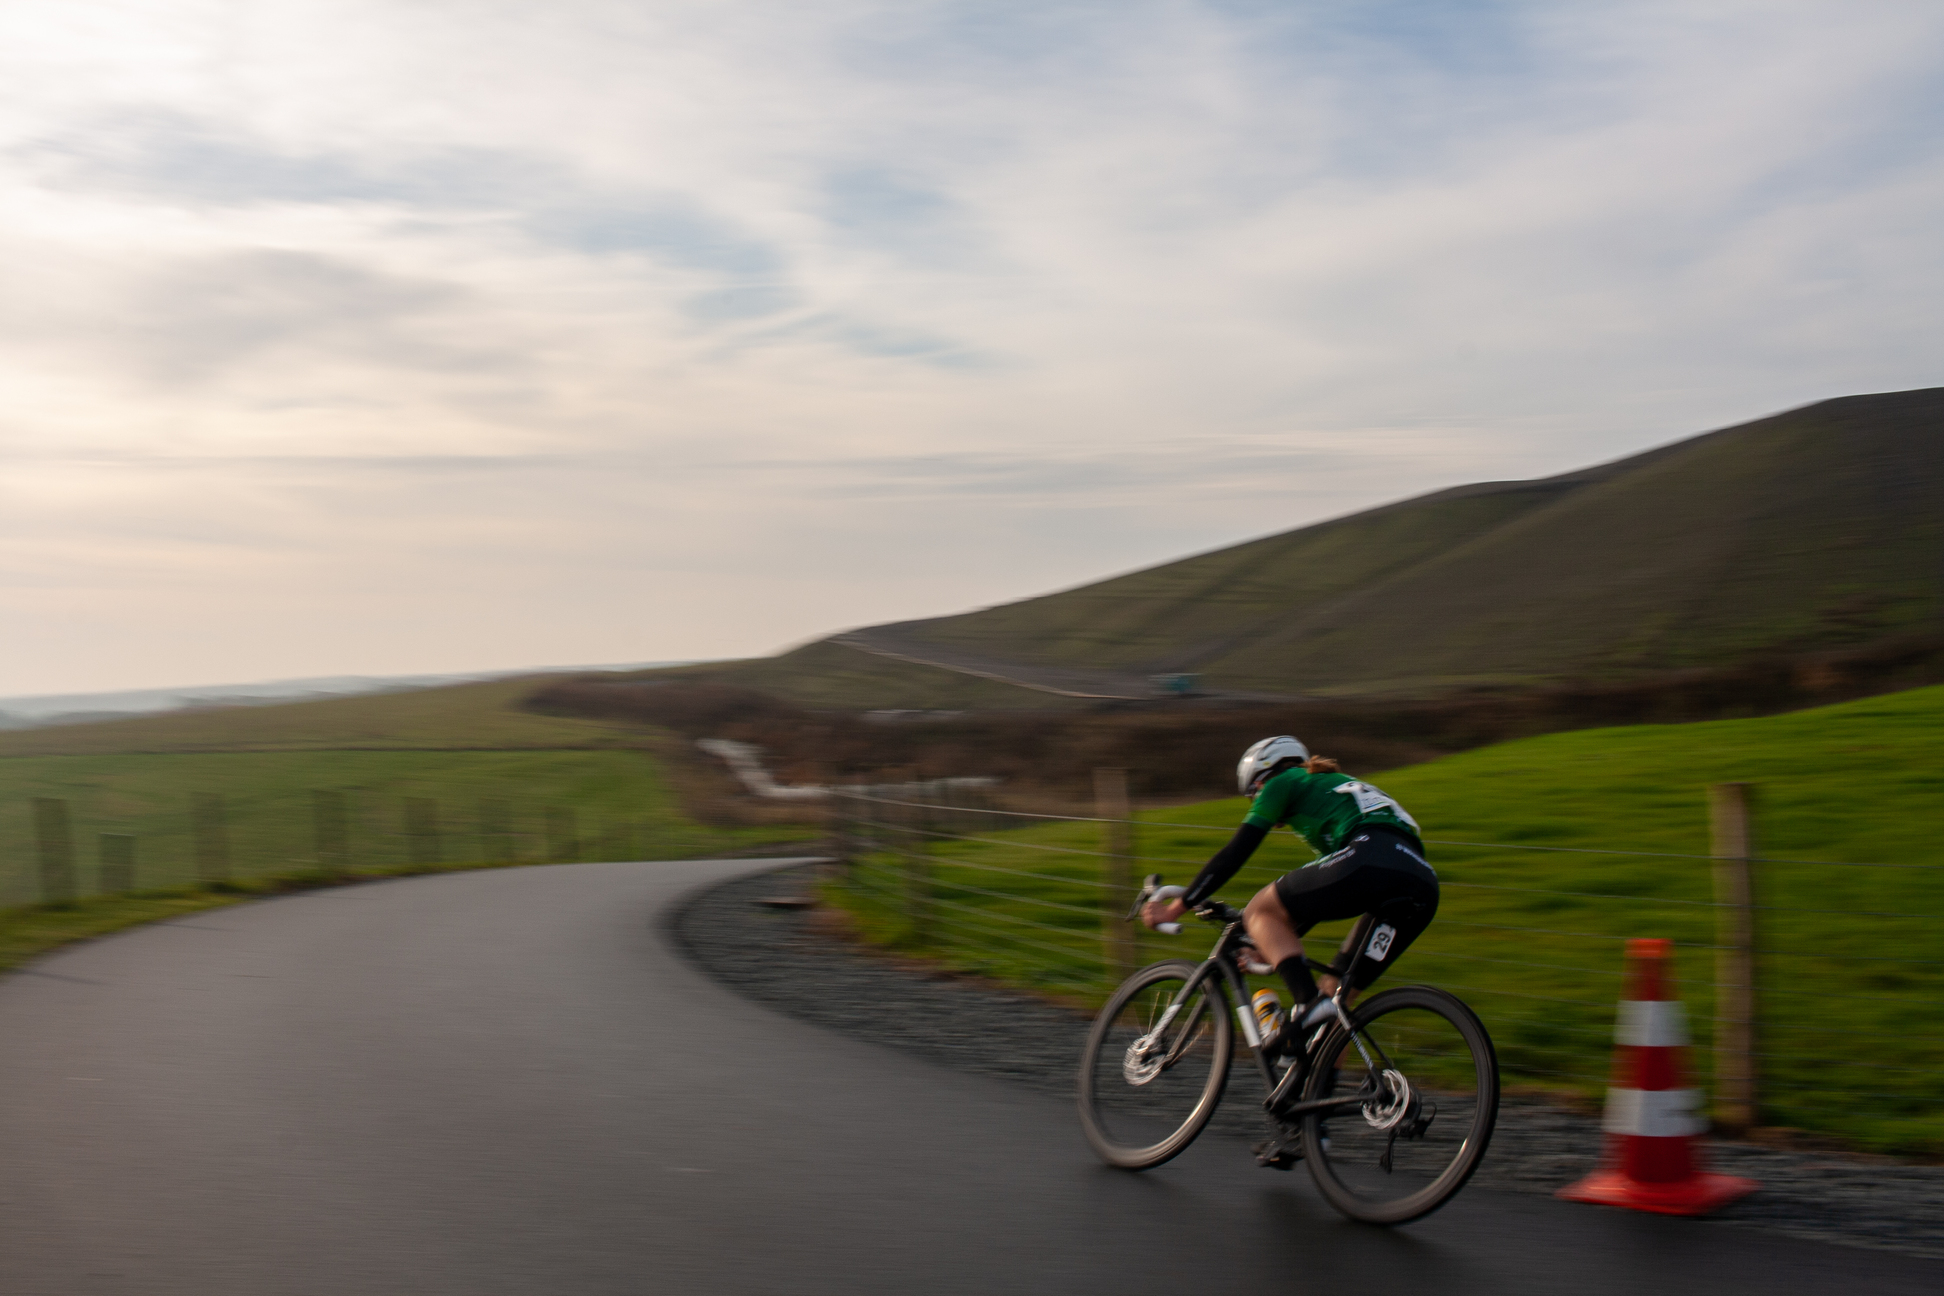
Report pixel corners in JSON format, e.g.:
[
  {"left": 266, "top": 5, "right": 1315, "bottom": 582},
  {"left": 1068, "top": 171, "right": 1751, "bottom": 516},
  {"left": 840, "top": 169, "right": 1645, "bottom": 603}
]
[{"left": 1273, "top": 826, "right": 1439, "bottom": 991}]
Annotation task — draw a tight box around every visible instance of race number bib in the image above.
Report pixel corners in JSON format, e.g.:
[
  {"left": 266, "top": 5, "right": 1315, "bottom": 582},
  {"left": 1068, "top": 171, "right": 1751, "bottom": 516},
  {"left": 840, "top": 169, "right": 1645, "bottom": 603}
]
[
  {"left": 1366, "top": 923, "right": 1397, "bottom": 961},
  {"left": 1333, "top": 781, "right": 1421, "bottom": 831}
]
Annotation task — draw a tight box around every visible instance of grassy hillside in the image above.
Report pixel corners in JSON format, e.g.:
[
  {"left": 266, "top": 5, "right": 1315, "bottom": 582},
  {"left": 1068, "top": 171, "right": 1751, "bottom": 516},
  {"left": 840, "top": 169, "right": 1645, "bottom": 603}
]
[
  {"left": 0, "top": 677, "right": 813, "bottom": 942},
  {"left": 720, "top": 640, "right": 1072, "bottom": 711},
  {"left": 846, "top": 388, "right": 1944, "bottom": 699},
  {"left": 829, "top": 684, "right": 1944, "bottom": 1153}
]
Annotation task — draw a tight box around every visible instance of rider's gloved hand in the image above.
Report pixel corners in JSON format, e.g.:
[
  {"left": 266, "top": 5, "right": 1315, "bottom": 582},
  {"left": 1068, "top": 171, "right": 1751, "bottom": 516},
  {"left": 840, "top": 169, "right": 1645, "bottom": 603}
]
[
  {"left": 1141, "top": 896, "right": 1186, "bottom": 930},
  {"left": 1135, "top": 893, "right": 1181, "bottom": 932}
]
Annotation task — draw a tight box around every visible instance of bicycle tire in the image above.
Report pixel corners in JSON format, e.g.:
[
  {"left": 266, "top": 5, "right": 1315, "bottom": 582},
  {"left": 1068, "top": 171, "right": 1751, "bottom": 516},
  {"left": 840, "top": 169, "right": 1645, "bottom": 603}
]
[
  {"left": 1300, "top": 985, "right": 1499, "bottom": 1224},
  {"left": 1078, "top": 960, "right": 1233, "bottom": 1169}
]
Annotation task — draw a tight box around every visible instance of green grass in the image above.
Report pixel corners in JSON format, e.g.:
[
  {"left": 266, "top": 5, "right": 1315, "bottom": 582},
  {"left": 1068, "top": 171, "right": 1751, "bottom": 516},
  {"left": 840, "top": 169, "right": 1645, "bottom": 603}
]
[
  {"left": 0, "top": 748, "right": 804, "bottom": 908},
  {"left": 0, "top": 678, "right": 815, "bottom": 963},
  {"left": 829, "top": 684, "right": 1944, "bottom": 1155},
  {"left": 2, "top": 889, "right": 255, "bottom": 970}
]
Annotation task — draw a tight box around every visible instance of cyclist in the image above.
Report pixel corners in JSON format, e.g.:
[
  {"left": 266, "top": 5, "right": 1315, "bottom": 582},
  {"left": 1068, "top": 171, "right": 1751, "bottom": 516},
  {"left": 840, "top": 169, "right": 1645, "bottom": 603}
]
[{"left": 1142, "top": 735, "right": 1438, "bottom": 1052}]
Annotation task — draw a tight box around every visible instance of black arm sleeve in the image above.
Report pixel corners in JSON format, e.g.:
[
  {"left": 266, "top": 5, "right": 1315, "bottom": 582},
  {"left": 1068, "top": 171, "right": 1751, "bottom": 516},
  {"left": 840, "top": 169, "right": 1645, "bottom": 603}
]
[{"left": 1182, "top": 822, "right": 1269, "bottom": 907}]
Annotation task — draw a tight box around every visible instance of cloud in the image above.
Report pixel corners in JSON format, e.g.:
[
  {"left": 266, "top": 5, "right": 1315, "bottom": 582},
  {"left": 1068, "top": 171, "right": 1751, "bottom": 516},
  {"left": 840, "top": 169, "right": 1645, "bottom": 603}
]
[
  {"left": 117, "top": 249, "right": 476, "bottom": 382},
  {"left": 1, "top": 0, "right": 1942, "bottom": 691},
  {"left": 19, "top": 109, "right": 550, "bottom": 209}
]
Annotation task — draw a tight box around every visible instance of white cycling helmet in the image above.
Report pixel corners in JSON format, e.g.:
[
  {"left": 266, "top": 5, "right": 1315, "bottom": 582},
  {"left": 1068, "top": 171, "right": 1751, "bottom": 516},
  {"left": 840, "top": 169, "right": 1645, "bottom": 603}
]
[{"left": 1237, "top": 735, "right": 1309, "bottom": 794}]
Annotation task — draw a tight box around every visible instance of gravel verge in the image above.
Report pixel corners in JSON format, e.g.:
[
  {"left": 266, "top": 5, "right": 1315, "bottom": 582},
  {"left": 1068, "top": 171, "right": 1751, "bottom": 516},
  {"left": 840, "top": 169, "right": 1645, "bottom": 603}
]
[{"left": 673, "top": 864, "right": 1944, "bottom": 1260}]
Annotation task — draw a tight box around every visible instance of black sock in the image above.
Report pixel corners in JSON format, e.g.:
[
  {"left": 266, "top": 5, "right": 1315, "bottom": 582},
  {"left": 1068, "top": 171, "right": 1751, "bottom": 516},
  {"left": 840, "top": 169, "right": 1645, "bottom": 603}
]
[{"left": 1276, "top": 956, "right": 1317, "bottom": 1010}]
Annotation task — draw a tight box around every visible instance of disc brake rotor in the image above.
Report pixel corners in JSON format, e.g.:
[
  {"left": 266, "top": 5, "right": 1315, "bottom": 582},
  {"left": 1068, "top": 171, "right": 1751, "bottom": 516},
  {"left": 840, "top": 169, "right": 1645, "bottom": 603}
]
[
  {"left": 1361, "top": 1069, "right": 1414, "bottom": 1131},
  {"left": 1122, "top": 1033, "right": 1165, "bottom": 1086}
]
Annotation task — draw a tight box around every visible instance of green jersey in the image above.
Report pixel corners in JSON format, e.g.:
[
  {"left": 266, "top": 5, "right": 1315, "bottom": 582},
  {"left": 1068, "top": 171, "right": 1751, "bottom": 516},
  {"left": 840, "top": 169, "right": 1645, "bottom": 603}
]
[{"left": 1244, "top": 767, "right": 1422, "bottom": 856}]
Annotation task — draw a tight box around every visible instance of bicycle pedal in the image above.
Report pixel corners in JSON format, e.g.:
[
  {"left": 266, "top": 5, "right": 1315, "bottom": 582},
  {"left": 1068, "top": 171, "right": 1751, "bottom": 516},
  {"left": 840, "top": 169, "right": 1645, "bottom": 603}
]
[{"left": 1251, "top": 1139, "right": 1302, "bottom": 1170}]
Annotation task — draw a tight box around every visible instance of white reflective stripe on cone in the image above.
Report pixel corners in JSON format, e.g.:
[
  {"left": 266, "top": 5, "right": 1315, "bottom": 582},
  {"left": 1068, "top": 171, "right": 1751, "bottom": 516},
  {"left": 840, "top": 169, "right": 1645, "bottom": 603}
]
[
  {"left": 1602, "top": 1087, "right": 1707, "bottom": 1138},
  {"left": 1614, "top": 999, "right": 1689, "bottom": 1048}
]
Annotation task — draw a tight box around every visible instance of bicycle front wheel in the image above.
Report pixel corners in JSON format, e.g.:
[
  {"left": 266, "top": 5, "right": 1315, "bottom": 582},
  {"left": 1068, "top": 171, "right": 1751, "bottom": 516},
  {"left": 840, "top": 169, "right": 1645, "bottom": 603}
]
[
  {"left": 1078, "top": 960, "right": 1233, "bottom": 1169},
  {"left": 1301, "top": 985, "right": 1498, "bottom": 1224}
]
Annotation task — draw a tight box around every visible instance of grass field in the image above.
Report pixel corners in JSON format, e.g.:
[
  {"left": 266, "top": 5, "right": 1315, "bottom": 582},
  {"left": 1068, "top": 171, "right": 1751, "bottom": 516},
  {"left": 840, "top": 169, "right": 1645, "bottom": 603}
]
[
  {"left": 0, "top": 677, "right": 814, "bottom": 966},
  {"left": 830, "top": 684, "right": 1944, "bottom": 1155}
]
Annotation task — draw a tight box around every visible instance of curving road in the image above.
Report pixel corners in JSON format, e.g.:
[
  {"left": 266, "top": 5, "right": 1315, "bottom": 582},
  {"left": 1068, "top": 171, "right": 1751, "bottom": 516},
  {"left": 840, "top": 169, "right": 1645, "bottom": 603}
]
[{"left": 1, "top": 858, "right": 1936, "bottom": 1295}]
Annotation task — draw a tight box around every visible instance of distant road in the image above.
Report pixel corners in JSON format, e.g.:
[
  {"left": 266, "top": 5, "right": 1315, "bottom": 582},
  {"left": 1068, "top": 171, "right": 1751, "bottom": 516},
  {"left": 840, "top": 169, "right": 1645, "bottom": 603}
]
[
  {"left": 1, "top": 859, "right": 1936, "bottom": 1296},
  {"left": 833, "top": 628, "right": 1162, "bottom": 698},
  {"left": 834, "top": 628, "right": 1294, "bottom": 702}
]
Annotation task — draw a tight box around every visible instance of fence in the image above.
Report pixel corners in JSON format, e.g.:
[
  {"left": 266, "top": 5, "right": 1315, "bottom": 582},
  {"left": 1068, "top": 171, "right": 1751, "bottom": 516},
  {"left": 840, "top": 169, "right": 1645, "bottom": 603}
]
[
  {"left": 825, "top": 772, "right": 1944, "bottom": 1155},
  {"left": 3, "top": 783, "right": 666, "bottom": 908}
]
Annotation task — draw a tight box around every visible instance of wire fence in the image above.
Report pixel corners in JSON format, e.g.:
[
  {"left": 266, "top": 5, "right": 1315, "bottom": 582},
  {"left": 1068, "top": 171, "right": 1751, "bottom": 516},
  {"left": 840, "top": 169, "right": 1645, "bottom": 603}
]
[
  {"left": 823, "top": 777, "right": 1944, "bottom": 1156},
  {"left": 9, "top": 754, "right": 1938, "bottom": 1152},
  {"left": 3, "top": 786, "right": 663, "bottom": 907},
  {"left": 0, "top": 748, "right": 786, "bottom": 908}
]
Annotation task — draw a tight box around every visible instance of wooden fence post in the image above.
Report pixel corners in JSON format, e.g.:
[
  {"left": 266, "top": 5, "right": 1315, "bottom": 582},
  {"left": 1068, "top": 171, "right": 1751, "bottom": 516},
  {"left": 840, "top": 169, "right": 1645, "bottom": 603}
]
[
  {"left": 192, "top": 793, "right": 231, "bottom": 887},
  {"left": 404, "top": 797, "right": 442, "bottom": 867},
  {"left": 99, "top": 833, "right": 136, "bottom": 894},
  {"left": 905, "top": 778, "right": 934, "bottom": 943},
  {"left": 1096, "top": 768, "right": 1137, "bottom": 981},
  {"left": 314, "top": 791, "right": 350, "bottom": 879},
  {"left": 477, "top": 798, "right": 511, "bottom": 862},
  {"left": 825, "top": 783, "right": 853, "bottom": 875},
  {"left": 32, "top": 797, "right": 75, "bottom": 906},
  {"left": 546, "top": 807, "right": 577, "bottom": 863},
  {"left": 1709, "top": 782, "right": 1758, "bottom": 1133}
]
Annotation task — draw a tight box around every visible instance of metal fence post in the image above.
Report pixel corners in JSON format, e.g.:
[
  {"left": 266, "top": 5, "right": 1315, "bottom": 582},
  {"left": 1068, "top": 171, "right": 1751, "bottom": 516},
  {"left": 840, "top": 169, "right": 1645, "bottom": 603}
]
[
  {"left": 1709, "top": 782, "right": 1758, "bottom": 1132},
  {"left": 192, "top": 793, "right": 231, "bottom": 887},
  {"left": 1095, "top": 769, "right": 1137, "bottom": 980},
  {"left": 314, "top": 790, "right": 350, "bottom": 879},
  {"left": 32, "top": 797, "right": 76, "bottom": 906},
  {"left": 99, "top": 833, "right": 136, "bottom": 895}
]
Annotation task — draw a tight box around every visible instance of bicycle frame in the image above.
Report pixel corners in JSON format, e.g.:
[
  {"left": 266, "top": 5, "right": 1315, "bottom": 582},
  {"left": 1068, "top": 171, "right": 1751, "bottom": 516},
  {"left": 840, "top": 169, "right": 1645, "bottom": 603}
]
[
  {"left": 1137, "top": 885, "right": 1398, "bottom": 1122},
  {"left": 1103, "top": 876, "right": 1495, "bottom": 1222}
]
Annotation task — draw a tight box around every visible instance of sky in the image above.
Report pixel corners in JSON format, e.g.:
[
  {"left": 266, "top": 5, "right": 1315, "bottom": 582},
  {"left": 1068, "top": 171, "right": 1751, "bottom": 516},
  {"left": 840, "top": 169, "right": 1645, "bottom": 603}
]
[{"left": 3, "top": 1, "right": 1941, "bottom": 696}]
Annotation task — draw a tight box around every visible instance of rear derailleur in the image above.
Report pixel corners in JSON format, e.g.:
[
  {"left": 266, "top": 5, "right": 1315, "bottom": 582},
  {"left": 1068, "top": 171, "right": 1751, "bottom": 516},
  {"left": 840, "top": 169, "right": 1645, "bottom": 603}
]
[{"left": 1377, "top": 1103, "right": 1437, "bottom": 1173}]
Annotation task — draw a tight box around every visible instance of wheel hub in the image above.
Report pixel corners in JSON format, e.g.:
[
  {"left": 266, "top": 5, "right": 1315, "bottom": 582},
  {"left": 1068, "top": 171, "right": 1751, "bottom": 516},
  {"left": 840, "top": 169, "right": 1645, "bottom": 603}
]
[
  {"left": 1361, "top": 1069, "right": 1415, "bottom": 1131},
  {"left": 1122, "top": 1033, "right": 1165, "bottom": 1086}
]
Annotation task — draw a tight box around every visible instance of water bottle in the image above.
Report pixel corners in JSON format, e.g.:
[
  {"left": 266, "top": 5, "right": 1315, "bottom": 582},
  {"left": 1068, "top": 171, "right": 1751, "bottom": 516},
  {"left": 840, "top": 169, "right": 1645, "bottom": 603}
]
[{"left": 1251, "top": 988, "right": 1284, "bottom": 1041}]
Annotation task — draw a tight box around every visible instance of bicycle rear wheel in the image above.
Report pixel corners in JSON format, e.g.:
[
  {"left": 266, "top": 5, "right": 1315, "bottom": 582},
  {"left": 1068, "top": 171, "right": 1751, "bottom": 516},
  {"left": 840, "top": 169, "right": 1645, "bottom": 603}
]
[
  {"left": 1300, "top": 985, "right": 1498, "bottom": 1224},
  {"left": 1078, "top": 960, "right": 1232, "bottom": 1169}
]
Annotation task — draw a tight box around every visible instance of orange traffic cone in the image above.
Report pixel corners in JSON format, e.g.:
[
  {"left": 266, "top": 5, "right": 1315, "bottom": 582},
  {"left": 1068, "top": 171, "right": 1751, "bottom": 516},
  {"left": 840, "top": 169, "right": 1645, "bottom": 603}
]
[{"left": 1559, "top": 937, "right": 1758, "bottom": 1216}]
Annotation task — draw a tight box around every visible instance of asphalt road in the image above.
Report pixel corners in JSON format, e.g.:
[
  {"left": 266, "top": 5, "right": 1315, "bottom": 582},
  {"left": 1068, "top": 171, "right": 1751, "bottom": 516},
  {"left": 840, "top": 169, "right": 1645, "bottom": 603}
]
[{"left": 2, "top": 858, "right": 1936, "bottom": 1296}]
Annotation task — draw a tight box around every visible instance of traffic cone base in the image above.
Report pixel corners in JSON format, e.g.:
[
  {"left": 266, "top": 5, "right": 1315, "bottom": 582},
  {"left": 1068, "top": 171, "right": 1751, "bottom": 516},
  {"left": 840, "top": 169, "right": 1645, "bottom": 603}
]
[
  {"left": 1557, "top": 938, "right": 1760, "bottom": 1218},
  {"left": 1558, "top": 1168, "right": 1758, "bottom": 1217}
]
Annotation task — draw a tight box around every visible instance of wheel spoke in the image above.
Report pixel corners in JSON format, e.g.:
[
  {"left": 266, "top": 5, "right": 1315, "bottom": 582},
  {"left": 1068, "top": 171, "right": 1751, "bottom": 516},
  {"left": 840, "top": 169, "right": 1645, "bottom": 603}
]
[
  {"left": 1300, "top": 987, "right": 1498, "bottom": 1224},
  {"left": 1079, "top": 963, "right": 1233, "bottom": 1170},
  {"left": 1162, "top": 998, "right": 1210, "bottom": 1067}
]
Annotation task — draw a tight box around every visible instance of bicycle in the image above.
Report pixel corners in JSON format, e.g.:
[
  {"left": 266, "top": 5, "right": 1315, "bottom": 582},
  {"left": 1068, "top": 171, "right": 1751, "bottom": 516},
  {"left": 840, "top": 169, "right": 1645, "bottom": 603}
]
[{"left": 1077, "top": 875, "right": 1500, "bottom": 1225}]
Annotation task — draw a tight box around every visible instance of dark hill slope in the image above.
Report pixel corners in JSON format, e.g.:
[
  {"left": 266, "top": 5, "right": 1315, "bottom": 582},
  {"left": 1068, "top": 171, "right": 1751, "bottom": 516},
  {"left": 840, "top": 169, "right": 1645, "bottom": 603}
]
[{"left": 858, "top": 388, "right": 1944, "bottom": 698}]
